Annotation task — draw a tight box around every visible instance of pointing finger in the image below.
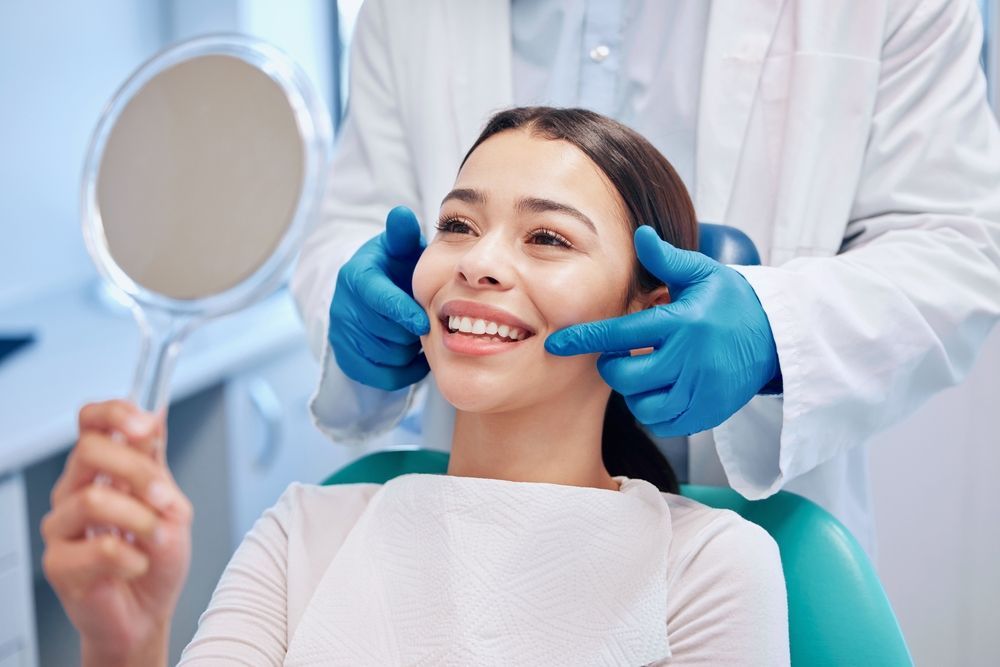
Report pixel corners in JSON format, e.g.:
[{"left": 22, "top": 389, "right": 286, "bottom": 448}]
[
  {"left": 545, "top": 307, "right": 678, "bottom": 356},
  {"left": 596, "top": 346, "right": 681, "bottom": 397}
]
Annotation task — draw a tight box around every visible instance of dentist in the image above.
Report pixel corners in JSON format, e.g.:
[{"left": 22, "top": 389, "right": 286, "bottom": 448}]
[{"left": 291, "top": 0, "right": 1000, "bottom": 551}]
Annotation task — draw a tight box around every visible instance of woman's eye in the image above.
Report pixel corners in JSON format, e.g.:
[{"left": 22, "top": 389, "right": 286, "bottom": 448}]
[
  {"left": 528, "top": 228, "right": 572, "bottom": 249},
  {"left": 435, "top": 217, "right": 475, "bottom": 235}
]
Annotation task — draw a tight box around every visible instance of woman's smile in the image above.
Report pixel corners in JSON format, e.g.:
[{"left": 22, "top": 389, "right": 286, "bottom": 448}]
[{"left": 437, "top": 298, "right": 537, "bottom": 356}]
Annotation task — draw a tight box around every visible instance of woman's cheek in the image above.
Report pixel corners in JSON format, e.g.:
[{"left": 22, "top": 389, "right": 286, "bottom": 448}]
[{"left": 535, "top": 265, "right": 624, "bottom": 329}]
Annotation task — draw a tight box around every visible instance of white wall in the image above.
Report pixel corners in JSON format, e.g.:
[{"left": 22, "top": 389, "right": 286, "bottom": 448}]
[
  {"left": 870, "top": 329, "right": 1000, "bottom": 665},
  {"left": 168, "top": 0, "right": 334, "bottom": 117},
  {"left": 0, "top": 0, "right": 167, "bottom": 307}
]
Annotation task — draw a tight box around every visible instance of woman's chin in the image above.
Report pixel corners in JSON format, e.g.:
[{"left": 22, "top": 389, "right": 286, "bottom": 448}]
[{"left": 435, "top": 374, "right": 523, "bottom": 414}]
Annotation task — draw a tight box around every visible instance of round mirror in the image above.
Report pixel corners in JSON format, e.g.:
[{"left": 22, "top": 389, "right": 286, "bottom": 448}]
[{"left": 81, "top": 35, "right": 332, "bottom": 412}]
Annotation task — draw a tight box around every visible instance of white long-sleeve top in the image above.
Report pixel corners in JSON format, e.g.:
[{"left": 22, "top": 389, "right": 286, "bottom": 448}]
[{"left": 178, "top": 476, "right": 788, "bottom": 665}]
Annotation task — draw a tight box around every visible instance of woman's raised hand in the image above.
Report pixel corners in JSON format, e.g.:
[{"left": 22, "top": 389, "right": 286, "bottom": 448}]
[{"left": 41, "top": 400, "right": 193, "bottom": 667}]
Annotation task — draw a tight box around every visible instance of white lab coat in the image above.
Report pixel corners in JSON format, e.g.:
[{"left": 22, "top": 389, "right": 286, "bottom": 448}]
[{"left": 290, "top": 0, "right": 1000, "bottom": 550}]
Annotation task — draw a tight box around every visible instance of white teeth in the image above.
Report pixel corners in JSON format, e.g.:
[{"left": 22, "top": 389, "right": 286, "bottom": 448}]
[{"left": 444, "top": 314, "right": 529, "bottom": 341}]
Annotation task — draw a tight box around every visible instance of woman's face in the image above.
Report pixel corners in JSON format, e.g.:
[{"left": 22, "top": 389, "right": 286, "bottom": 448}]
[{"left": 413, "top": 129, "right": 643, "bottom": 414}]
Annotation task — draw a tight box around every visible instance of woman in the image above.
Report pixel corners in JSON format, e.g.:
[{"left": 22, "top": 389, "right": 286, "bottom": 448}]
[{"left": 42, "top": 108, "right": 788, "bottom": 665}]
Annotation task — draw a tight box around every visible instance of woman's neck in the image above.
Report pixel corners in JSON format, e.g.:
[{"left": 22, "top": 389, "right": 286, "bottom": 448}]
[{"left": 447, "top": 387, "right": 618, "bottom": 491}]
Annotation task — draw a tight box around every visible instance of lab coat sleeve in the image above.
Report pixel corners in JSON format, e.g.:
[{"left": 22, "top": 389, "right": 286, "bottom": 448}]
[
  {"left": 289, "top": 0, "right": 422, "bottom": 442},
  {"left": 714, "top": 0, "right": 1000, "bottom": 498}
]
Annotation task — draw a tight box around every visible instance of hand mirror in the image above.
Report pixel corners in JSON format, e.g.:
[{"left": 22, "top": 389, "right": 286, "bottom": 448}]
[{"left": 82, "top": 35, "right": 332, "bottom": 414}]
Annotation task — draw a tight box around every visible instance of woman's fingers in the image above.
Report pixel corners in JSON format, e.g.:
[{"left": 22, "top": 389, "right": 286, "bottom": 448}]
[
  {"left": 42, "top": 483, "right": 163, "bottom": 545},
  {"left": 52, "top": 431, "right": 172, "bottom": 511},
  {"left": 79, "top": 399, "right": 156, "bottom": 439},
  {"left": 78, "top": 400, "right": 166, "bottom": 459},
  {"left": 43, "top": 534, "right": 150, "bottom": 595}
]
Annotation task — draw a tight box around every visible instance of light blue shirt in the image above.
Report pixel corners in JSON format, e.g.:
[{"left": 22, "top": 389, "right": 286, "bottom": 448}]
[{"left": 511, "top": 0, "right": 710, "bottom": 193}]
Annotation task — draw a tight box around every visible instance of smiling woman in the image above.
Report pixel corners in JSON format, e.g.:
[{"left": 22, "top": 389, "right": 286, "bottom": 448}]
[
  {"left": 51, "top": 108, "right": 789, "bottom": 666},
  {"left": 414, "top": 107, "right": 699, "bottom": 494},
  {"left": 175, "top": 108, "right": 789, "bottom": 665}
]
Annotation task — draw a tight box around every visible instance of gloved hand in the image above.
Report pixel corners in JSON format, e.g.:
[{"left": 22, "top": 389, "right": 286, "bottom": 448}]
[
  {"left": 545, "top": 225, "right": 781, "bottom": 437},
  {"left": 329, "top": 206, "right": 431, "bottom": 391}
]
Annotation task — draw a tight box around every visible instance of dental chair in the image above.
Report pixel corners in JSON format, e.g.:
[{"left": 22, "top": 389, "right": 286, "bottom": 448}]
[{"left": 320, "top": 224, "right": 913, "bottom": 665}]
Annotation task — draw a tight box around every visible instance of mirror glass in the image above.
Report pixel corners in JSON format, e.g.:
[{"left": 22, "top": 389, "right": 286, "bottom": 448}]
[
  {"left": 82, "top": 36, "right": 331, "bottom": 411},
  {"left": 98, "top": 54, "right": 304, "bottom": 299}
]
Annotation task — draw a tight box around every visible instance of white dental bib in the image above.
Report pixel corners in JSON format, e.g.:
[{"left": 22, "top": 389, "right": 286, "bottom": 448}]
[{"left": 283, "top": 473, "right": 673, "bottom": 666}]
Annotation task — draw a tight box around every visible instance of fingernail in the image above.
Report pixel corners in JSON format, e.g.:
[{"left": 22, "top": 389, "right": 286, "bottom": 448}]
[{"left": 146, "top": 482, "right": 172, "bottom": 511}]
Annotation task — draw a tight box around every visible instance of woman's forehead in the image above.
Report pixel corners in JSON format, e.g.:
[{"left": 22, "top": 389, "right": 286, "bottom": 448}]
[{"left": 454, "top": 130, "right": 628, "bottom": 229}]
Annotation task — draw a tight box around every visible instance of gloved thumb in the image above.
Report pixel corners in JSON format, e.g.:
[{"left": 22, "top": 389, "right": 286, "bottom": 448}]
[
  {"left": 384, "top": 206, "right": 425, "bottom": 258},
  {"left": 634, "top": 225, "right": 713, "bottom": 287}
]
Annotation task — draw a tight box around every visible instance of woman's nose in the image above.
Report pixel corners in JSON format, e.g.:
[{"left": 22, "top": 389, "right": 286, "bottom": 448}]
[{"left": 455, "top": 237, "right": 514, "bottom": 289}]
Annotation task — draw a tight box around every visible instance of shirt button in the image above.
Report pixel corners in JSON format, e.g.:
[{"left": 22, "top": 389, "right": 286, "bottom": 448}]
[{"left": 589, "top": 45, "right": 611, "bottom": 63}]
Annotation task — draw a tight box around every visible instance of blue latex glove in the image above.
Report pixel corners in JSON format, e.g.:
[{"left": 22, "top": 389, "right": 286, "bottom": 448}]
[
  {"left": 328, "top": 206, "right": 431, "bottom": 391},
  {"left": 545, "top": 225, "right": 781, "bottom": 437}
]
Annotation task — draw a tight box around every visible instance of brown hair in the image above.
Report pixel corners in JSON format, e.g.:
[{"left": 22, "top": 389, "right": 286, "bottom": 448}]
[{"left": 462, "top": 107, "right": 700, "bottom": 494}]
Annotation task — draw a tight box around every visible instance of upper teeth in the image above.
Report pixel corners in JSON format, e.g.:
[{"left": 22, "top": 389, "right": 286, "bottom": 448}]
[{"left": 448, "top": 315, "right": 526, "bottom": 340}]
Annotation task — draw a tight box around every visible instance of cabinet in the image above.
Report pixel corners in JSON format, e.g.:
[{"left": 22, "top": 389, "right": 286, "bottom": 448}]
[{"left": 0, "top": 475, "right": 36, "bottom": 667}]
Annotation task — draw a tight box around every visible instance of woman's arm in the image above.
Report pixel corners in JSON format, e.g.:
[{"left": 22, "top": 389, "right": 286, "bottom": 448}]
[
  {"left": 663, "top": 512, "right": 789, "bottom": 665},
  {"left": 176, "top": 489, "right": 297, "bottom": 665},
  {"left": 177, "top": 483, "right": 374, "bottom": 664}
]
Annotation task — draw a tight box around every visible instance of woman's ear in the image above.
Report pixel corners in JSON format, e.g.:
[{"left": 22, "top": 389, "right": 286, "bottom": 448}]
[
  {"left": 644, "top": 285, "right": 671, "bottom": 308},
  {"left": 626, "top": 285, "right": 671, "bottom": 315},
  {"left": 626, "top": 286, "right": 671, "bottom": 356}
]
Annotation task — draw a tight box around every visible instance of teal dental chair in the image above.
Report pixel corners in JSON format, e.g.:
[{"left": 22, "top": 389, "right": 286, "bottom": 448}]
[{"left": 320, "top": 223, "right": 912, "bottom": 665}]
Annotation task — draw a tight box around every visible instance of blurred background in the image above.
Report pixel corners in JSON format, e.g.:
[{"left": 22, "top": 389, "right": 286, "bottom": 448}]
[{"left": 0, "top": 1, "right": 996, "bottom": 665}]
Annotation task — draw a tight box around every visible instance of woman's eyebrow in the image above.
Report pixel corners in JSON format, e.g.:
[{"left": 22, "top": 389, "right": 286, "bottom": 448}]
[
  {"left": 441, "top": 188, "right": 487, "bottom": 206},
  {"left": 440, "top": 189, "right": 598, "bottom": 236},
  {"left": 516, "top": 197, "right": 598, "bottom": 235}
]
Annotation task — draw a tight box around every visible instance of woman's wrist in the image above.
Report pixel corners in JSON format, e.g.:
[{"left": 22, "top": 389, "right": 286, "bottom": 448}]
[{"left": 81, "top": 624, "right": 171, "bottom": 667}]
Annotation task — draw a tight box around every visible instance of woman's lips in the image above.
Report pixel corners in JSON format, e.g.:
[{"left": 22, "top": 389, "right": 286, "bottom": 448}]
[
  {"left": 435, "top": 298, "right": 537, "bottom": 356},
  {"left": 439, "top": 299, "right": 536, "bottom": 336}
]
